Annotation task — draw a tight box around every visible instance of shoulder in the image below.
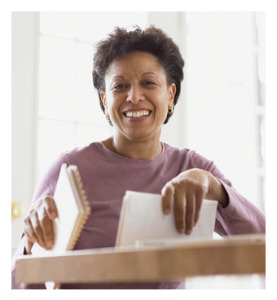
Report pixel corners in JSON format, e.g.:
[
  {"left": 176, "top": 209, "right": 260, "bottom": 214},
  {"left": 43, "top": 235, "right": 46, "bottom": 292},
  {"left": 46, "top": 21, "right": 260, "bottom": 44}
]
[
  {"left": 61, "top": 142, "right": 102, "bottom": 164},
  {"left": 162, "top": 143, "right": 190, "bottom": 158},
  {"left": 163, "top": 143, "right": 215, "bottom": 171},
  {"left": 33, "top": 142, "right": 102, "bottom": 198}
]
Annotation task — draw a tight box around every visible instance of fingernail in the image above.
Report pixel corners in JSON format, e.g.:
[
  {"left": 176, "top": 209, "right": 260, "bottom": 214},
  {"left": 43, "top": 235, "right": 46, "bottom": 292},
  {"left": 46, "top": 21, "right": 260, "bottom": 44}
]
[
  {"left": 186, "top": 229, "right": 192, "bottom": 235},
  {"left": 46, "top": 241, "right": 53, "bottom": 248},
  {"left": 164, "top": 208, "right": 170, "bottom": 215},
  {"left": 50, "top": 211, "right": 56, "bottom": 218},
  {"left": 178, "top": 228, "right": 184, "bottom": 234}
]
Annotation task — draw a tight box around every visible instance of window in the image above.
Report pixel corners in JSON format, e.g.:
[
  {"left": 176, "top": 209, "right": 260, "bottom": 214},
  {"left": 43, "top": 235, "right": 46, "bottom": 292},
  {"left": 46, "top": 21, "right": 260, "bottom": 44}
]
[
  {"left": 185, "top": 12, "right": 265, "bottom": 210},
  {"left": 37, "top": 12, "right": 149, "bottom": 178}
]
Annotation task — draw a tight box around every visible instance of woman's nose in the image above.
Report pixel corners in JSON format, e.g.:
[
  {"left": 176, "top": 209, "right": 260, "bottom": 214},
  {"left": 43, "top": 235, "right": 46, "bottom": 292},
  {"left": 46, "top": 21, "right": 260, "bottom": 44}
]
[{"left": 126, "top": 86, "right": 144, "bottom": 103}]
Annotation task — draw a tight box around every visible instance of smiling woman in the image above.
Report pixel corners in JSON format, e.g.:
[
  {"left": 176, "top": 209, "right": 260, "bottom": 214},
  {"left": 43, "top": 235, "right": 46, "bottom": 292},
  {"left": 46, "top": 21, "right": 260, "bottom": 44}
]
[
  {"left": 93, "top": 26, "right": 184, "bottom": 124},
  {"left": 100, "top": 51, "right": 176, "bottom": 159},
  {"left": 12, "top": 25, "right": 265, "bottom": 289},
  {"left": 93, "top": 26, "right": 183, "bottom": 159}
]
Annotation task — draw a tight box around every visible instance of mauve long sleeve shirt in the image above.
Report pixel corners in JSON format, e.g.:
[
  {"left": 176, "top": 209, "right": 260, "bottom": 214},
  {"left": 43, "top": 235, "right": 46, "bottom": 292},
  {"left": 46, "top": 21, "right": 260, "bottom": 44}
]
[{"left": 11, "top": 141, "right": 265, "bottom": 289}]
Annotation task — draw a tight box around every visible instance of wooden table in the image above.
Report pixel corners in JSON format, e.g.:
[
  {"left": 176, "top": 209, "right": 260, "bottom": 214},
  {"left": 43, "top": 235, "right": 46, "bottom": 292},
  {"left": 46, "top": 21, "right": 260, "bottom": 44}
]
[{"left": 15, "top": 234, "right": 265, "bottom": 285}]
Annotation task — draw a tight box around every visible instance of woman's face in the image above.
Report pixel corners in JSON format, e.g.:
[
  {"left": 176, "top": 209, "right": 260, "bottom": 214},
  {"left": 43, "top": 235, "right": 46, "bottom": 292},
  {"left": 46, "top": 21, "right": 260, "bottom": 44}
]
[{"left": 100, "top": 51, "right": 176, "bottom": 143}]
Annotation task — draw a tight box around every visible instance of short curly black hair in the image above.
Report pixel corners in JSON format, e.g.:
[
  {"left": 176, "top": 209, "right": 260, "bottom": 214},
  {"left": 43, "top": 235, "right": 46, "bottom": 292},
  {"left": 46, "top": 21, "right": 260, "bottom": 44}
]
[{"left": 92, "top": 25, "right": 185, "bottom": 124}]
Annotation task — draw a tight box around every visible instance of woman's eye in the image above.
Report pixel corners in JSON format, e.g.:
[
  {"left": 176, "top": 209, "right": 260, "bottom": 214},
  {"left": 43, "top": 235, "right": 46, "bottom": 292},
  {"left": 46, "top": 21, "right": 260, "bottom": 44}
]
[
  {"left": 113, "top": 83, "right": 127, "bottom": 90},
  {"left": 143, "top": 81, "right": 156, "bottom": 86}
]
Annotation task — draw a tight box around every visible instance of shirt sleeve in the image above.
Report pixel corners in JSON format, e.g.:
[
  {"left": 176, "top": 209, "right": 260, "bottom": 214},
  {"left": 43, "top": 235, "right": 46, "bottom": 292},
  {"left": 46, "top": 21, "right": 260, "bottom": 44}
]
[
  {"left": 187, "top": 150, "right": 265, "bottom": 236},
  {"left": 11, "top": 153, "right": 69, "bottom": 289}
]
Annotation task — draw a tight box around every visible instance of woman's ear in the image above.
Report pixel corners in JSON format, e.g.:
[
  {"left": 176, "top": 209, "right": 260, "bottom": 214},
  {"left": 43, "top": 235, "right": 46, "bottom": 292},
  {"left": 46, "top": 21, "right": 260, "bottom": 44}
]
[
  {"left": 100, "top": 91, "right": 107, "bottom": 111},
  {"left": 168, "top": 83, "right": 176, "bottom": 108}
]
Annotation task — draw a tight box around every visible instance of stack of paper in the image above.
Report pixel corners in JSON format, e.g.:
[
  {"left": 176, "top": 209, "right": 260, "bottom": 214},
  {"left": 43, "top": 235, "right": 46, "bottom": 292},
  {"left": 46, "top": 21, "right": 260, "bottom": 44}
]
[{"left": 116, "top": 190, "right": 218, "bottom": 247}]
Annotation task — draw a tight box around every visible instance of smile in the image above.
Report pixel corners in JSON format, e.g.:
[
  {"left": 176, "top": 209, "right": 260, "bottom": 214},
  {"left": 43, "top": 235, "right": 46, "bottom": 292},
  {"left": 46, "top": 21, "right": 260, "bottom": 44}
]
[{"left": 123, "top": 110, "right": 151, "bottom": 118}]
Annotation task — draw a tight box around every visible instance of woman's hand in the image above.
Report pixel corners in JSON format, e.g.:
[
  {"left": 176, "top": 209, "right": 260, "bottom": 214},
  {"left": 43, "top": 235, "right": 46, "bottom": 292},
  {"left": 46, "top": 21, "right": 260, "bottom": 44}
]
[
  {"left": 23, "top": 195, "right": 58, "bottom": 254},
  {"left": 161, "top": 168, "right": 228, "bottom": 235}
]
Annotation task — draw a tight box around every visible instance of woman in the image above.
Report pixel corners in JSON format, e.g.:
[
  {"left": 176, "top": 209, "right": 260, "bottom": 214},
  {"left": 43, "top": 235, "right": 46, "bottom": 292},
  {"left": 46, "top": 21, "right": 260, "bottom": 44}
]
[{"left": 12, "top": 26, "right": 265, "bottom": 289}]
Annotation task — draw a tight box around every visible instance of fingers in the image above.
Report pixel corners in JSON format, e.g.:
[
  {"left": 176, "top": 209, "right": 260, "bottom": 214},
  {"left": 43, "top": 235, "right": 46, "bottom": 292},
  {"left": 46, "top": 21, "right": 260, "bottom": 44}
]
[
  {"left": 162, "top": 182, "right": 193, "bottom": 234},
  {"left": 173, "top": 186, "right": 186, "bottom": 234},
  {"left": 25, "top": 239, "right": 34, "bottom": 254},
  {"left": 29, "top": 211, "right": 46, "bottom": 246},
  {"left": 44, "top": 196, "right": 58, "bottom": 220},
  {"left": 172, "top": 184, "right": 196, "bottom": 235},
  {"left": 38, "top": 206, "right": 55, "bottom": 249},
  {"left": 23, "top": 215, "right": 44, "bottom": 247},
  {"left": 163, "top": 181, "right": 204, "bottom": 235},
  {"left": 161, "top": 182, "right": 174, "bottom": 215},
  {"left": 23, "top": 195, "right": 57, "bottom": 251},
  {"left": 194, "top": 192, "right": 203, "bottom": 226}
]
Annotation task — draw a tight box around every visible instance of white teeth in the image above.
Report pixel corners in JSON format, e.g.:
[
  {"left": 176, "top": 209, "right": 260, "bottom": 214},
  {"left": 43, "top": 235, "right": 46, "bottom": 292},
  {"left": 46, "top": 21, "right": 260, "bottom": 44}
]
[{"left": 125, "top": 110, "right": 150, "bottom": 118}]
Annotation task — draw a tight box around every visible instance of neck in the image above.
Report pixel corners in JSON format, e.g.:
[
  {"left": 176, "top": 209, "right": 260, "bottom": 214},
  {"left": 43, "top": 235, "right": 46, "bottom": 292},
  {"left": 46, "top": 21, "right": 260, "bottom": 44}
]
[{"left": 103, "top": 135, "right": 162, "bottom": 160}]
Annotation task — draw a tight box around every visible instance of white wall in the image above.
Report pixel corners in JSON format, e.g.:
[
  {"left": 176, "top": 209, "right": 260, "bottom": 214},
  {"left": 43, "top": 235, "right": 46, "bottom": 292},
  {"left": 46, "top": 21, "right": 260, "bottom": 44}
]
[{"left": 12, "top": 12, "right": 39, "bottom": 246}]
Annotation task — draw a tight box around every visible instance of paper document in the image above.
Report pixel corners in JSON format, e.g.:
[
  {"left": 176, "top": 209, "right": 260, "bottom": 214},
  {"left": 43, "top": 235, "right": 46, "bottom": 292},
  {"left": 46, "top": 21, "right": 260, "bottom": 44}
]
[{"left": 116, "top": 190, "right": 218, "bottom": 247}]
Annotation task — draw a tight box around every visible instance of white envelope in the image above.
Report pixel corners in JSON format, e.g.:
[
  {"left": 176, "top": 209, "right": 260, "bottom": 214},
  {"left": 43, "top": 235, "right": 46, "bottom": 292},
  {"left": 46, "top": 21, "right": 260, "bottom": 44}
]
[{"left": 116, "top": 190, "right": 218, "bottom": 247}]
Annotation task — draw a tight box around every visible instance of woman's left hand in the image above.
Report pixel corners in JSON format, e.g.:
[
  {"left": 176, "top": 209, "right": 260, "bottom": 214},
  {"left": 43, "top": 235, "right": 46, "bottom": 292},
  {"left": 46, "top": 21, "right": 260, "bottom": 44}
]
[{"left": 161, "top": 168, "right": 228, "bottom": 235}]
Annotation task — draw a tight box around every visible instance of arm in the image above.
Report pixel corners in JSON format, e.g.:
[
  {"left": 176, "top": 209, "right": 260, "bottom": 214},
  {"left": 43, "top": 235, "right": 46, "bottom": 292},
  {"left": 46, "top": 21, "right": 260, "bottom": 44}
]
[
  {"left": 202, "top": 154, "right": 265, "bottom": 236},
  {"left": 161, "top": 168, "right": 229, "bottom": 235},
  {"left": 161, "top": 151, "right": 265, "bottom": 236},
  {"left": 214, "top": 179, "right": 265, "bottom": 236}
]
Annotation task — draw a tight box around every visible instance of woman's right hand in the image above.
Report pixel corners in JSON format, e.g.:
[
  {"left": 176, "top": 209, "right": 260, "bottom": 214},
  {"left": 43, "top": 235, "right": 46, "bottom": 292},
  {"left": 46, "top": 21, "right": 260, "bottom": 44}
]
[{"left": 23, "top": 195, "right": 58, "bottom": 254}]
